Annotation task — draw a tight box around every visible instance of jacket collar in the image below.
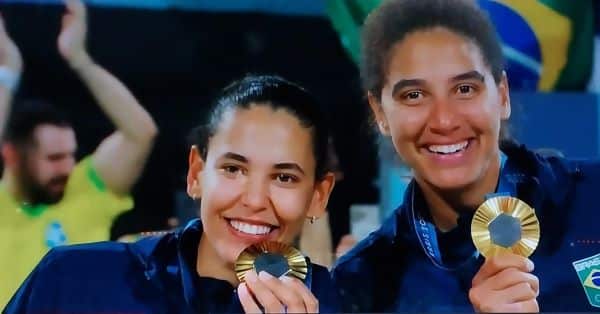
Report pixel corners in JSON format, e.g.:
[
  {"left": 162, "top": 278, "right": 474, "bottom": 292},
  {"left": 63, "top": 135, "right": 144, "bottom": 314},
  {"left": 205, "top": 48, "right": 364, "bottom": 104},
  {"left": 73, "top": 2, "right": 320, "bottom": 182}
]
[{"left": 127, "top": 219, "right": 240, "bottom": 312}]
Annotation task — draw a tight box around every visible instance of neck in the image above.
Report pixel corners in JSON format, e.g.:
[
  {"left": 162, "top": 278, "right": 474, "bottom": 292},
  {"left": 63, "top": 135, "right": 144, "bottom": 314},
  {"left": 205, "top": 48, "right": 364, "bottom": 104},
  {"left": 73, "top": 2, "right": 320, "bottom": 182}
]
[
  {"left": 417, "top": 153, "right": 502, "bottom": 232},
  {"left": 0, "top": 167, "right": 26, "bottom": 203},
  {"left": 196, "top": 233, "right": 239, "bottom": 286}
]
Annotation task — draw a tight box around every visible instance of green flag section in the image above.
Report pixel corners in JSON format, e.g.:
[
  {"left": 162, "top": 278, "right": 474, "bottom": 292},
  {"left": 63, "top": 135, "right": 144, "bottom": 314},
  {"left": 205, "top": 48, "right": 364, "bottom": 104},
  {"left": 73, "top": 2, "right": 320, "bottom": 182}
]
[
  {"left": 326, "top": 0, "right": 595, "bottom": 91},
  {"left": 325, "top": 0, "right": 379, "bottom": 65},
  {"left": 539, "top": 0, "right": 595, "bottom": 90}
]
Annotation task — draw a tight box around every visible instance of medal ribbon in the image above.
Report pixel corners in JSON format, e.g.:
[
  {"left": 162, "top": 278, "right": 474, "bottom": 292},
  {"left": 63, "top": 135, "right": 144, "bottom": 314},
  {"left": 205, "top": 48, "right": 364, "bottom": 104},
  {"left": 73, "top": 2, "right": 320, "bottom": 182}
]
[{"left": 410, "top": 152, "right": 518, "bottom": 270}]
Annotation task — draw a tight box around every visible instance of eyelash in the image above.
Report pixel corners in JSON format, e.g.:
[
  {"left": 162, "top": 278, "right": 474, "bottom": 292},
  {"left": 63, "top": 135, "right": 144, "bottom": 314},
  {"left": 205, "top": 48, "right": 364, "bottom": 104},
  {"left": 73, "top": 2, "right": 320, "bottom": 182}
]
[
  {"left": 220, "top": 165, "right": 299, "bottom": 184},
  {"left": 402, "top": 90, "right": 423, "bottom": 101},
  {"left": 274, "top": 173, "right": 299, "bottom": 184},
  {"left": 221, "top": 165, "right": 244, "bottom": 177},
  {"left": 399, "top": 84, "right": 477, "bottom": 102},
  {"left": 456, "top": 84, "right": 476, "bottom": 94}
]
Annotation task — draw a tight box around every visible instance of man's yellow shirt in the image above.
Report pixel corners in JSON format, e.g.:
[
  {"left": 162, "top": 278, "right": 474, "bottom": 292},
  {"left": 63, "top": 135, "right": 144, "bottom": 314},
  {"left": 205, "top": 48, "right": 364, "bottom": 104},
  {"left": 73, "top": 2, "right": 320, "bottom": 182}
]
[{"left": 0, "top": 156, "right": 133, "bottom": 305}]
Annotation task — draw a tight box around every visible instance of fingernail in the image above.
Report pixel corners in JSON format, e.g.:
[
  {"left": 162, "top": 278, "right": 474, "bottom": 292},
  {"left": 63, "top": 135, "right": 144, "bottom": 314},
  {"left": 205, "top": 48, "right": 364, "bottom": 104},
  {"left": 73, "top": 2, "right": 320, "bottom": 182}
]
[
  {"left": 280, "top": 275, "right": 293, "bottom": 282},
  {"left": 259, "top": 271, "right": 274, "bottom": 279},
  {"left": 527, "top": 259, "right": 535, "bottom": 271}
]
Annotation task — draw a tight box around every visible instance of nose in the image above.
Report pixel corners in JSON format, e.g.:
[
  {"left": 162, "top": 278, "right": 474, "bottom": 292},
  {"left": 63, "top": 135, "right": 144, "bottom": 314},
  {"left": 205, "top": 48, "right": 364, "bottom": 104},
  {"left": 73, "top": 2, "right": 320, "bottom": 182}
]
[
  {"left": 241, "top": 177, "right": 269, "bottom": 212},
  {"left": 428, "top": 97, "right": 460, "bottom": 135}
]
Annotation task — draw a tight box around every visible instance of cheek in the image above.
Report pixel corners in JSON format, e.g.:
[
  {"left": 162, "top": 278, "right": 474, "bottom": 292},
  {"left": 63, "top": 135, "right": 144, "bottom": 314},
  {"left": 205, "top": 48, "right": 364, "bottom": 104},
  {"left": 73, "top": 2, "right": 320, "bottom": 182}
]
[
  {"left": 200, "top": 174, "right": 241, "bottom": 218},
  {"left": 386, "top": 106, "right": 428, "bottom": 152},
  {"left": 462, "top": 100, "right": 502, "bottom": 135},
  {"left": 31, "top": 161, "right": 50, "bottom": 181},
  {"left": 387, "top": 101, "right": 428, "bottom": 131},
  {"left": 271, "top": 188, "right": 312, "bottom": 229},
  {"left": 66, "top": 157, "right": 76, "bottom": 171}
]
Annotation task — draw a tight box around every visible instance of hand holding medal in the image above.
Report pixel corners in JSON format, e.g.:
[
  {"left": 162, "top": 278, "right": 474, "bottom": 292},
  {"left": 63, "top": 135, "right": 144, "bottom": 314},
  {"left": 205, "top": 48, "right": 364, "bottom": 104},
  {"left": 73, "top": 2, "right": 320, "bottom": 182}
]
[
  {"left": 469, "top": 196, "right": 541, "bottom": 312},
  {"left": 235, "top": 242, "right": 308, "bottom": 282},
  {"left": 236, "top": 241, "right": 319, "bottom": 313}
]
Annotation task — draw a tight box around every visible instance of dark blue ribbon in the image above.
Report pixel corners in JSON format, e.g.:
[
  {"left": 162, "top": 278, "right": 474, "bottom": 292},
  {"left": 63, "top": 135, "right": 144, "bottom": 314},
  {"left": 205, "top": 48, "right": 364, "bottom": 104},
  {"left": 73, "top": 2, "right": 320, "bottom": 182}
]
[{"left": 409, "top": 153, "right": 517, "bottom": 270}]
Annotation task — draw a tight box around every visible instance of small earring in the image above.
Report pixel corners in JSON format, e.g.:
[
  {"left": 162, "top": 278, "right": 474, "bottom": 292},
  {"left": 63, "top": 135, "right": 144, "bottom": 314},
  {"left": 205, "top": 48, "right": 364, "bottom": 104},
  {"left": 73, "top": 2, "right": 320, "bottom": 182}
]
[
  {"left": 191, "top": 180, "right": 200, "bottom": 200},
  {"left": 309, "top": 216, "right": 316, "bottom": 224}
]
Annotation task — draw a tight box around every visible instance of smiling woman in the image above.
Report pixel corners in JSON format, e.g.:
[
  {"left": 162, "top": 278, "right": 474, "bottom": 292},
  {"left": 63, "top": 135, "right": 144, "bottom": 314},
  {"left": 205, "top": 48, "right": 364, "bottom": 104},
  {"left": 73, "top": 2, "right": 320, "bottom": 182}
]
[
  {"left": 5, "top": 75, "right": 340, "bottom": 313},
  {"left": 332, "top": 0, "right": 600, "bottom": 312},
  {"left": 186, "top": 75, "right": 337, "bottom": 312}
]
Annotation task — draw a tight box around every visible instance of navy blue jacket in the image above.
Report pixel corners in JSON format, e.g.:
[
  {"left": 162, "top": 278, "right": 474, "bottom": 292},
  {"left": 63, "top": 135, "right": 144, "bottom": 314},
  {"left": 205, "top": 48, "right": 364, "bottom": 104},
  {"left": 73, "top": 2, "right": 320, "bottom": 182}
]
[
  {"left": 5, "top": 219, "right": 340, "bottom": 313},
  {"left": 333, "top": 143, "right": 600, "bottom": 312}
]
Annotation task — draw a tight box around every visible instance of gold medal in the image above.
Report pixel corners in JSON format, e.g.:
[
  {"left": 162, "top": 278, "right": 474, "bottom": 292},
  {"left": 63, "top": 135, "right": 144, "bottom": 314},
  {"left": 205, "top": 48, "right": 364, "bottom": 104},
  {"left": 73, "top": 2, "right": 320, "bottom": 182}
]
[
  {"left": 471, "top": 196, "right": 540, "bottom": 258},
  {"left": 235, "top": 241, "right": 308, "bottom": 283}
]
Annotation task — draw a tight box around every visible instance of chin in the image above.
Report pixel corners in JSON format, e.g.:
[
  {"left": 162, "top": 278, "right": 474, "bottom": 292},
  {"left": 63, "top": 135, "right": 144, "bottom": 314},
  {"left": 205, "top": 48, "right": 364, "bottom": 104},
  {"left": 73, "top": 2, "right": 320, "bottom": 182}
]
[
  {"left": 219, "top": 243, "right": 247, "bottom": 266},
  {"left": 424, "top": 169, "right": 478, "bottom": 191}
]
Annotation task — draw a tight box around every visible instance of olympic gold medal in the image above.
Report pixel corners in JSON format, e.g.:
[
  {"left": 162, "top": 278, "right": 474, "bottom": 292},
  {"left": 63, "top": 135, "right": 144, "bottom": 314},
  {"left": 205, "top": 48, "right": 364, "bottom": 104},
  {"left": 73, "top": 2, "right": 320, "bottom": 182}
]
[
  {"left": 471, "top": 196, "right": 540, "bottom": 258},
  {"left": 235, "top": 241, "right": 308, "bottom": 283}
]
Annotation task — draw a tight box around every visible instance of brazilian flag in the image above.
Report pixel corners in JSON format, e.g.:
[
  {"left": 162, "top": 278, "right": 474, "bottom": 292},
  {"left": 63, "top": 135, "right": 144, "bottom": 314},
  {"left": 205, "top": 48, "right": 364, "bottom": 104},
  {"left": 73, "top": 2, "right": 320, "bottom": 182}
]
[{"left": 326, "top": 0, "right": 595, "bottom": 91}]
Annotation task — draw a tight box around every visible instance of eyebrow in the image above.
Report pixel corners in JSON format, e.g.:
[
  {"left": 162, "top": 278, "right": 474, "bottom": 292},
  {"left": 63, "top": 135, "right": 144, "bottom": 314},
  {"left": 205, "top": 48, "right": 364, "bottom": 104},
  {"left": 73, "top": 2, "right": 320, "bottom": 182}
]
[
  {"left": 274, "top": 163, "right": 306, "bottom": 175},
  {"left": 450, "top": 70, "right": 485, "bottom": 83},
  {"left": 220, "top": 152, "right": 306, "bottom": 175},
  {"left": 221, "top": 152, "right": 248, "bottom": 163},
  {"left": 391, "top": 79, "right": 426, "bottom": 98}
]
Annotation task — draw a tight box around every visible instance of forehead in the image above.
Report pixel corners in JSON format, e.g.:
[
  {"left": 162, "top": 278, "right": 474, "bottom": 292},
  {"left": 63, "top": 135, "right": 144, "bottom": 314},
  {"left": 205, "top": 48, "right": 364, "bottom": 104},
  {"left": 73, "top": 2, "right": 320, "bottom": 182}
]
[
  {"left": 207, "top": 105, "right": 315, "bottom": 166},
  {"left": 386, "top": 27, "right": 491, "bottom": 82},
  {"left": 32, "top": 124, "right": 77, "bottom": 154}
]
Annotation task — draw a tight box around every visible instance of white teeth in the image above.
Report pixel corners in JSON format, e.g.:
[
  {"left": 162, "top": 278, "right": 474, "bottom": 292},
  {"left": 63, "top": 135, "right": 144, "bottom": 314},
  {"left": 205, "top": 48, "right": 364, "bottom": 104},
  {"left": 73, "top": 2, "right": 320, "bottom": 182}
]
[
  {"left": 230, "top": 220, "right": 272, "bottom": 235},
  {"left": 428, "top": 141, "right": 468, "bottom": 154}
]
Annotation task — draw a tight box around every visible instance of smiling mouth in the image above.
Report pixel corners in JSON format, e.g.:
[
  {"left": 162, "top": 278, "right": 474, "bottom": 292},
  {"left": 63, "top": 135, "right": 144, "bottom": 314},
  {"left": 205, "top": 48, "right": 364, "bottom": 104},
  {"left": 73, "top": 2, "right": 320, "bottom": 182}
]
[
  {"left": 426, "top": 140, "right": 470, "bottom": 155},
  {"left": 227, "top": 219, "right": 278, "bottom": 236}
]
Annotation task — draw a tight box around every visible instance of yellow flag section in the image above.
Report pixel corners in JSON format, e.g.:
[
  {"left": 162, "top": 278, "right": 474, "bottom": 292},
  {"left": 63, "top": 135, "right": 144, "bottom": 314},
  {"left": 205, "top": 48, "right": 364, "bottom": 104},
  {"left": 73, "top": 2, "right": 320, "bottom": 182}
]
[{"left": 495, "top": 0, "right": 570, "bottom": 91}]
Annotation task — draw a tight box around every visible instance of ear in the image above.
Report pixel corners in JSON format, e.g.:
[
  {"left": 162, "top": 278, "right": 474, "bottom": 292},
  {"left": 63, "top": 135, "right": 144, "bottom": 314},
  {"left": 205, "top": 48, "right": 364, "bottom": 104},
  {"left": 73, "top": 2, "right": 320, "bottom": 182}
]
[
  {"left": 1, "top": 142, "right": 19, "bottom": 167},
  {"left": 306, "top": 172, "right": 336, "bottom": 220},
  {"left": 367, "top": 91, "right": 390, "bottom": 136},
  {"left": 186, "top": 145, "right": 205, "bottom": 199},
  {"left": 498, "top": 71, "right": 511, "bottom": 120}
]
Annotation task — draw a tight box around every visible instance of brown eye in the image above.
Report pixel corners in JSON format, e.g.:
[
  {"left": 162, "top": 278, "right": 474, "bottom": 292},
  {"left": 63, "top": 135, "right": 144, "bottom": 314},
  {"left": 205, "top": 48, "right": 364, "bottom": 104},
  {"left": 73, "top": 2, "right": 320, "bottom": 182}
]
[
  {"left": 459, "top": 85, "right": 471, "bottom": 93},
  {"left": 456, "top": 84, "right": 476, "bottom": 95},
  {"left": 406, "top": 91, "right": 422, "bottom": 100},
  {"left": 221, "top": 165, "right": 244, "bottom": 178},
  {"left": 223, "top": 165, "right": 240, "bottom": 174},
  {"left": 276, "top": 173, "right": 298, "bottom": 184}
]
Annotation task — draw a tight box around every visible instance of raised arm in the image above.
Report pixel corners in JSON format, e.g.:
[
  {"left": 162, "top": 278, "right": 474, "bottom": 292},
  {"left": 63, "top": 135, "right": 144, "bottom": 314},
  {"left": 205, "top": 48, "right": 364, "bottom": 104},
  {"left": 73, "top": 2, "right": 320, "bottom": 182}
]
[
  {"left": 0, "top": 14, "right": 22, "bottom": 140},
  {"left": 58, "top": 0, "right": 158, "bottom": 195}
]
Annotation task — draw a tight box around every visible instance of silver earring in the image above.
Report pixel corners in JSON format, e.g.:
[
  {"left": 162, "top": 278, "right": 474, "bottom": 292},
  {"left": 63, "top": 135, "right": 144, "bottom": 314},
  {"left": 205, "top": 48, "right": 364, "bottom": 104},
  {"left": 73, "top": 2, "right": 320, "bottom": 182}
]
[{"left": 309, "top": 216, "right": 316, "bottom": 224}]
